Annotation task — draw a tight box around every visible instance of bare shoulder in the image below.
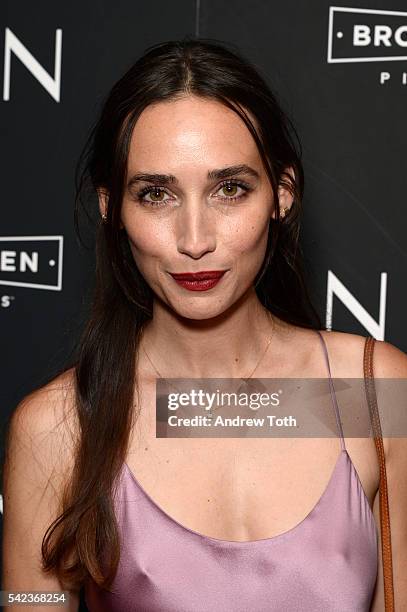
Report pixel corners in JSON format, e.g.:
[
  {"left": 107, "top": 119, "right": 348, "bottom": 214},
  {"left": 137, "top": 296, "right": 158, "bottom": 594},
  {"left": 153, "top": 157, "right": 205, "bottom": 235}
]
[
  {"left": 5, "top": 366, "right": 80, "bottom": 485},
  {"left": 317, "top": 329, "right": 407, "bottom": 464},
  {"left": 317, "top": 329, "right": 407, "bottom": 378},
  {"left": 3, "top": 367, "right": 80, "bottom": 606}
]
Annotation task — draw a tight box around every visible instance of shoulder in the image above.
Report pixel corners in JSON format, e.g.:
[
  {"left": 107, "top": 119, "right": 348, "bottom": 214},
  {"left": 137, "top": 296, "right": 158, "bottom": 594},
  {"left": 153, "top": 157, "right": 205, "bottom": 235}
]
[
  {"left": 3, "top": 368, "right": 80, "bottom": 598},
  {"left": 10, "top": 366, "right": 78, "bottom": 435},
  {"left": 316, "top": 329, "right": 407, "bottom": 378},
  {"left": 312, "top": 330, "right": 407, "bottom": 607},
  {"left": 6, "top": 367, "right": 79, "bottom": 483},
  {"left": 318, "top": 329, "right": 407, "bottom": 463}
]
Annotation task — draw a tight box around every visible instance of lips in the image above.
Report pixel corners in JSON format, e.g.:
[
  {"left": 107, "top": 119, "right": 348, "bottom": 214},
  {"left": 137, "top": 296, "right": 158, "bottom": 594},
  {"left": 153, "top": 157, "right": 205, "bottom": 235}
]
[{"left": 169, "top": 270, "right": 227, "bottom": 281}]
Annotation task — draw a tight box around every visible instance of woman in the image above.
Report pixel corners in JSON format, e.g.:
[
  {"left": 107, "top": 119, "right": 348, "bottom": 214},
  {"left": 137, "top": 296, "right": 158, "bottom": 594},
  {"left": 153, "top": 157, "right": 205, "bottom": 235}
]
[{"left": 3, "top": 38, "right": 407, "bottom": 611}]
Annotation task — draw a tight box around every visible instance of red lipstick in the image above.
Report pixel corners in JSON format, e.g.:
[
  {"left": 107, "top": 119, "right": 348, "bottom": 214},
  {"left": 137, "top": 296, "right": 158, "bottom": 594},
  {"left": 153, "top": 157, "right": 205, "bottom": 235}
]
[{"left": 169, "top": 270, "right": 227, "bottom": 291}]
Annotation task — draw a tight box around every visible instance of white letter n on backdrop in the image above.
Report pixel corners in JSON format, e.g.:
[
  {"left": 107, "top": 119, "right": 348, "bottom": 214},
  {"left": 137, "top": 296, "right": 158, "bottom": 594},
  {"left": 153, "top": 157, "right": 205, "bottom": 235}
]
[
  {"left": 3, "top": 27, "right": 62, "bottom": 102},
  {"left": 326, "top": 270, "right": 387, "bottom": 340}
]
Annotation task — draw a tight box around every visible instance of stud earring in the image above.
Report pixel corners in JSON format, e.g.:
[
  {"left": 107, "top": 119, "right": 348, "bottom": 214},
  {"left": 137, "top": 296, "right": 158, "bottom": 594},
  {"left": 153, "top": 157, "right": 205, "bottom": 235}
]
[
  {"left": 102, "top": 213, "right": 107, "bottom": 223},
  {"left": 280, "top": 206, "right": 290, "bottom": 219}
]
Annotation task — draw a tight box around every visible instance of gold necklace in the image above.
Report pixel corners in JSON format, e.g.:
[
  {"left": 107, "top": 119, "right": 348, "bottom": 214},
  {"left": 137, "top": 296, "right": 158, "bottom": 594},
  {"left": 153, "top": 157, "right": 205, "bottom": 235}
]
[{"left": 141, "top": 310, "right": 275, "bottom": 419}]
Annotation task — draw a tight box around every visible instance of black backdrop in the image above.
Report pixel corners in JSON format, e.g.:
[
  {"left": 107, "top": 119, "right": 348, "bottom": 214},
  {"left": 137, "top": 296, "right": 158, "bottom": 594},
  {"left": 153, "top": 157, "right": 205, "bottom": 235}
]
[{"left": 1, "top": 0, "right": 406, "bottom": 605}]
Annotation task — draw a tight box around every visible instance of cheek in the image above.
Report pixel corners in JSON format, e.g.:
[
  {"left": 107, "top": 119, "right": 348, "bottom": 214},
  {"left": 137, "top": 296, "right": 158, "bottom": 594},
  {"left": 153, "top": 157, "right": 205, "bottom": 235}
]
[
  {"left": 222, "top": 212, "right": 270, "bottom": 258},
  {"left": 125, "top": 222, "right": 170, "bottom": 274},
  {"left": 123, "top": 208, "right": 270, "bottom": 276}
]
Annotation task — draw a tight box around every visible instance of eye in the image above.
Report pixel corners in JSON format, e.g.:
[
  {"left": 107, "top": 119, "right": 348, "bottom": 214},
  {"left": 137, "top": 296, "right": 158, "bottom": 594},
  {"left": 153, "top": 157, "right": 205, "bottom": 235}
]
[
  {"left": 135, "top": 186, "right": 173, "bottom": 207},
  {"left": 213, "top": 180, "right": 252, "bottom": 202},
  {"left": 135, "top": 179, "right": 252, "bottom": 208}
]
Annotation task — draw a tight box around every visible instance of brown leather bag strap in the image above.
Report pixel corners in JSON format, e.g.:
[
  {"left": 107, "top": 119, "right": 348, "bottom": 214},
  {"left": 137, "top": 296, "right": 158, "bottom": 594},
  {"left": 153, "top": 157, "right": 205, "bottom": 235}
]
[{"left": 363, "top": 336, "right": 395, "bottom": 611}]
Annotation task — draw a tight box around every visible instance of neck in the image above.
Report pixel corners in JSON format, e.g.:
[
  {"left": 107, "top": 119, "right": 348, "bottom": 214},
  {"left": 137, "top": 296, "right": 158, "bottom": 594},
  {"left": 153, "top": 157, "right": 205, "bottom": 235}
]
[{"left": 139, "top": 288, "right": 283, "bottom": 379}]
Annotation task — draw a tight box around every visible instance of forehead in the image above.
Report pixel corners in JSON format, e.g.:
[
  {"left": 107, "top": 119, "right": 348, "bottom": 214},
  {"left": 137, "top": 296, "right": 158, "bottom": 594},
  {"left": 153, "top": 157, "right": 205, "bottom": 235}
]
[{"left": 127, "top": 95, "right": 261, "bottom": 172}]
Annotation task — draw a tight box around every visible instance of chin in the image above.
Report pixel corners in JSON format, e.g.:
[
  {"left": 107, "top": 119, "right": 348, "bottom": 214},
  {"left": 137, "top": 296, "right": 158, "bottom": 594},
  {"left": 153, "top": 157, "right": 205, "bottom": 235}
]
[{"left": 171, "top": 304, "right": 229, "bottom": 322}]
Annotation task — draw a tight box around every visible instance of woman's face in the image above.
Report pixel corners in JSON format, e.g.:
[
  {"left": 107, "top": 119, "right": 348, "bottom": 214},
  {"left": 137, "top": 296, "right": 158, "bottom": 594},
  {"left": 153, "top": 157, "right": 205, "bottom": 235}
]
[{"left": 102, "top": 94, "right": 293, "bottom": 320}]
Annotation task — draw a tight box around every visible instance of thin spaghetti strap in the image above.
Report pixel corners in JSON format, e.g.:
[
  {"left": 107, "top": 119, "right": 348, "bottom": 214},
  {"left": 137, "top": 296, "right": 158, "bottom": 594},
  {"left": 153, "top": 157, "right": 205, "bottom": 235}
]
[{"left": 315, "top": 330, "right": 346, "bottom": 452}]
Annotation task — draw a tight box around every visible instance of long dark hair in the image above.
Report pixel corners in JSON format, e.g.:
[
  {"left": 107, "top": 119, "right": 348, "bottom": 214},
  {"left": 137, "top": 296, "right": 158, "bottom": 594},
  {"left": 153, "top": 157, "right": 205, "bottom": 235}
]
[{"left": 35, "top": 37, "right": 321, "bottom": 590}]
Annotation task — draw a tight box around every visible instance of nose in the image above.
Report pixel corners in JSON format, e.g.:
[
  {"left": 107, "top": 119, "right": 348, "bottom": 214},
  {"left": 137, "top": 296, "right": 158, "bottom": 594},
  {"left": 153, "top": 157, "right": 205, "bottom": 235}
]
[{"left": 176, "top": 199, "right": 216, "bottom": 259}]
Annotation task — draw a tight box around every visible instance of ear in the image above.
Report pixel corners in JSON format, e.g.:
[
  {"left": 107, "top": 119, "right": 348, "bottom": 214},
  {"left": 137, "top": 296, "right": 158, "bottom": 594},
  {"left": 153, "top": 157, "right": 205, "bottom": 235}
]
[
  {"left": 97, "top": 188, "right": 108, "bottom": 219},
  {"left": 96, "top": 188, "right": 124, "bottom": 229},
  {"left": 271, "top": 166, "right": 296, "bottom": 220}
]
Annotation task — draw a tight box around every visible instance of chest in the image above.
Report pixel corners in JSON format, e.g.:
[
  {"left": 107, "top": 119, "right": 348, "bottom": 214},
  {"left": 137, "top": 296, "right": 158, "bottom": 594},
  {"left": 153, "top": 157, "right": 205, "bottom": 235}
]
[{"left": 126, "top": 399, "right": 379, "bottom": 542}]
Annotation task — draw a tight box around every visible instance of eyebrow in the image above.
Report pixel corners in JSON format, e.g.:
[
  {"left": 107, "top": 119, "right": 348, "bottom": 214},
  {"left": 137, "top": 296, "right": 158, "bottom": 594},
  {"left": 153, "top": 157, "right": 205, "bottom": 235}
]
[{"left": 126, "top": 164, "right": 260, "bottom": 189}]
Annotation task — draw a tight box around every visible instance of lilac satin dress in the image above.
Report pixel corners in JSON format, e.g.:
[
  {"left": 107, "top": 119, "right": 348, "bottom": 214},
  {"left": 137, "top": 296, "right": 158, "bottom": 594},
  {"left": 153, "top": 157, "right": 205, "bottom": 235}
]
[{"left": 85, "top": 331, "right": 378, "bottom": 611}]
